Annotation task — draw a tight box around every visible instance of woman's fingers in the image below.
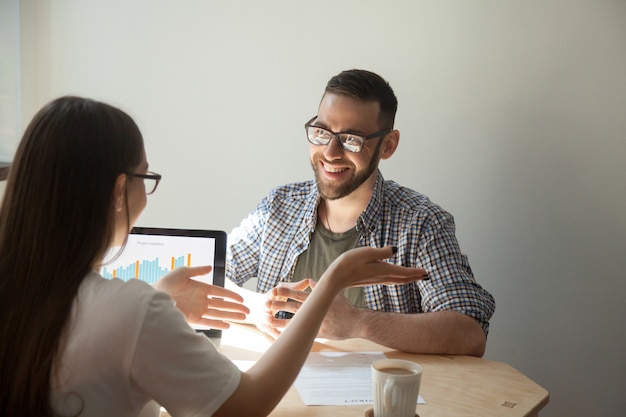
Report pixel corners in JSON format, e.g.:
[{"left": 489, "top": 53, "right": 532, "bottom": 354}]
[
  {"left": 198, "top": 283, "right": 247, "bottom": 304},
  {"left": 324, "top": 246, "right": 429, "bottom": 288},
  {"left": 207, "top": 297, "right": 250, "bottom": 315}
]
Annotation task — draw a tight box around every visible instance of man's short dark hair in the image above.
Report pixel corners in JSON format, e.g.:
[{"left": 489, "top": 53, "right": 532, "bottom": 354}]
[{"left": 324, "top": 69, "right": 398, "bottom": 129}]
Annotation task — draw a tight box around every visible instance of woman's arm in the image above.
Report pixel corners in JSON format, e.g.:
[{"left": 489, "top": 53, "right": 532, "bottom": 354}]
[{"left": 213, "top": 246, "right": 427, "bottom": 417}]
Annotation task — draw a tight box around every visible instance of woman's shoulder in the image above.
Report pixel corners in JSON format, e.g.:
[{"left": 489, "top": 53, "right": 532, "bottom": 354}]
[{"left": 77, "top": 272, "right": 171, "bottom": 326}]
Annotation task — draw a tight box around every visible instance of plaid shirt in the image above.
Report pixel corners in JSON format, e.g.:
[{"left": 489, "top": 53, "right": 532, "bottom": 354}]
[{"left": 226, "top": 171, "right": 495, "bottom": 334}]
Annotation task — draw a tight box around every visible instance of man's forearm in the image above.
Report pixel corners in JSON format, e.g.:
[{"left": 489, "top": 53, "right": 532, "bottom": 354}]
[{"left": 353, "top": 309, "right": 487, "bottom": 357}]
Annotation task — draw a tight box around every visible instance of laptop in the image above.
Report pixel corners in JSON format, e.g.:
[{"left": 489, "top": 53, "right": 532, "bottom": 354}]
[{"left": 100, "top": 227, "right": 227, "bottom": 345}]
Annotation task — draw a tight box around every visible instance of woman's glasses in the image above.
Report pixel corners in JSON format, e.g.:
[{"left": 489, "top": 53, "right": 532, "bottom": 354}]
[{"left": 126, "top": 171, "right": 162, "bottom": 195}]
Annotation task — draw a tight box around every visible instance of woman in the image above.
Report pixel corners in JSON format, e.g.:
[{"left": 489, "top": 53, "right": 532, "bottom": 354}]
[{"left": 0, "top": 96, "right": 427, "bottom": 417}]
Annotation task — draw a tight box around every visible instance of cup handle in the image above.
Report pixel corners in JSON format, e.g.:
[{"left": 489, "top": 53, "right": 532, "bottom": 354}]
[{"left": 384, "top": 379, "right": 396, "bottom": 411}]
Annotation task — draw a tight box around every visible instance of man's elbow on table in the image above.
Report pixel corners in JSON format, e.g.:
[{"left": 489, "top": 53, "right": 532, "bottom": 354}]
[{"left": 358, "top": 309, "right": 488, "bottom": 357}]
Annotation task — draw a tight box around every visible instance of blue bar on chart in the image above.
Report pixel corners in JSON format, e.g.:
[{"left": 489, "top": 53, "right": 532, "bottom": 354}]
[{"left": 101, "top": 255, "right": 188, "bottom": 285}]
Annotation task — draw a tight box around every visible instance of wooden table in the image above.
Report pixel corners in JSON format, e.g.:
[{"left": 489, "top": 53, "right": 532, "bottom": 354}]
[{"left": 213, "top": 323, "right": 549, "bottom": 417}]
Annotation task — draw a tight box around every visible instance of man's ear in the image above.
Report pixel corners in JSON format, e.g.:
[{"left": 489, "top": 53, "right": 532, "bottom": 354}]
[
  {"left": 113, "top": 174, "right": 126, "bottom": 212},
  {"left": 380, "top": 130, "right": 400, "bottom": 160}
]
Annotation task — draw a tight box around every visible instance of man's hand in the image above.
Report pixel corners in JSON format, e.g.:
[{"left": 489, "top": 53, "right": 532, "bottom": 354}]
[
  {"left": 248, "top": 280, "right": 306, "bottom": 338},
  {"left": 262, "top": 279, "right": 360, "bottom": 340},
  {"left": 154, "top": 265, "right": 250, "bottom": 329}
]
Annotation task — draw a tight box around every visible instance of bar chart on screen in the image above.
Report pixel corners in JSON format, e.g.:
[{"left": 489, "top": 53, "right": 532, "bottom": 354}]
[
  {"left": 101, "top": 254, "right": 191, "bottom": 284},
  {"left": 100, "top": 232, "right": 216, "bottom": 285}
]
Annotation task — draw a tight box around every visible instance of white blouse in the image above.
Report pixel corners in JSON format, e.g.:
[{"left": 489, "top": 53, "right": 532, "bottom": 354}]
[{"left": 51, "top": 272, "right": 240, "bottom": 417}]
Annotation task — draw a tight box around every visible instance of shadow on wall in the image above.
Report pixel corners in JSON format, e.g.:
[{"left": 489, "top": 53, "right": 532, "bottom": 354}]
[
  {"left": 480, "top": 48, "right": 626, "bottom": 416},
  {"left": 0, "top": 163, "right": 8, "bottom": 200},
  {"left": 0, "top": 162, "right": 9, "bottom": 180}
]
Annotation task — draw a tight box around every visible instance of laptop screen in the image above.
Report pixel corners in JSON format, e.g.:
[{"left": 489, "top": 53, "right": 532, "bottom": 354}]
[{"left": 100, "top": 227, "right": 227, "bottom": 341}]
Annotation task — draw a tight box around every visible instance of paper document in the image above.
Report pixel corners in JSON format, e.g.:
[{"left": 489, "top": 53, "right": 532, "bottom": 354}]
[{"left": 294, "top": 351, "right": 425, "bottom": 406}]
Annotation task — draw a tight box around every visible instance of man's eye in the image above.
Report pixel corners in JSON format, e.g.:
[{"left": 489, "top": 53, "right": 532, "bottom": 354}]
[
  {"left": 344, "top": 135, "right": 363, "bottom": 146},
  {"left": 314, "top": 128, "right": 331, "bottom": 138}
]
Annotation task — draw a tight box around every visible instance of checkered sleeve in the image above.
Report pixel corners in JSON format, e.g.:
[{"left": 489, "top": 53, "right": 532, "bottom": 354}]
[
  {"left": 416, "top": 209, "right": 495, "bottom": 335},
  {"left": 225, "top": 197, "right": 269, "bottom": 287},
  {"left": 226, "top": 181, "right": 318, "bottom": 293}
]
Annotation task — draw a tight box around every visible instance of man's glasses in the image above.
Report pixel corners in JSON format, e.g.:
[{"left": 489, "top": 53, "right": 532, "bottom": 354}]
[
  {"left": 126, "top": 171, "right": 162, "bottom": 195},
  {"left": 304, "top": 116, "right": 391, "bottom": 153}
]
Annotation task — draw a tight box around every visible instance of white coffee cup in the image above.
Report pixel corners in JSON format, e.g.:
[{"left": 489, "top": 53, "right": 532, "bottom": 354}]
[{"left": 371, "top": 359, "right": 422, "bottom": 417}]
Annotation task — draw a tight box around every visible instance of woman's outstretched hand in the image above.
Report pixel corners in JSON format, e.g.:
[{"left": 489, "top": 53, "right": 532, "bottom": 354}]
[
  {"left": 320, "top": 245, "right": 429, "bottom": 289},
  {"left": 154, "top": 265, "right": 250, "bottom": 329}
]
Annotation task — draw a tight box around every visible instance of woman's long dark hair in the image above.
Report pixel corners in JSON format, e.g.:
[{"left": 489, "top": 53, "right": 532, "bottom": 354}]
[{"left": 0, "top": 96, "right": 144, "bottom": 416}]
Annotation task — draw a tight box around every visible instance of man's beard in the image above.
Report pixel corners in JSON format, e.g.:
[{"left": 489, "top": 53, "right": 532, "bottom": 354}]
[{"left": 312, "top": 140, "right": 382, "bottom": 201}]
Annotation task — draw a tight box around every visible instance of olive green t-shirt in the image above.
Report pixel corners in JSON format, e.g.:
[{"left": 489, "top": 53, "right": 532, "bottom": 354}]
[{"left": 292, "top": 223, "right": 365, "bottom": 307}]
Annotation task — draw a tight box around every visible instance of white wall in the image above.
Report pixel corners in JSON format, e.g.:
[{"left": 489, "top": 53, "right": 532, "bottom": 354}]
[
  {"left": 13, "top": 1, "right": 626, "bottom": 416},
  {"left": 0, "top": 0, "right": 21, "bottom": 162}
]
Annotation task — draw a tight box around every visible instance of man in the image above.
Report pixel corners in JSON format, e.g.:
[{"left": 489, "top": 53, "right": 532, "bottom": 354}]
[{"left": 226, "top": 69, "right": 495, "bottom": 356}]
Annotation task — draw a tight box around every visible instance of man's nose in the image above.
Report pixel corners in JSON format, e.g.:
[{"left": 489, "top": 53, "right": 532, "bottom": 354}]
[{"left": 323, "top": 135, "right": 345, "bottom": 160}]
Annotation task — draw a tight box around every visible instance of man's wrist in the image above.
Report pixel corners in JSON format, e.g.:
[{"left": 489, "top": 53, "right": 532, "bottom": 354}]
[{"left": 351, "top": 307, "right": 376, "bottom": 339}]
